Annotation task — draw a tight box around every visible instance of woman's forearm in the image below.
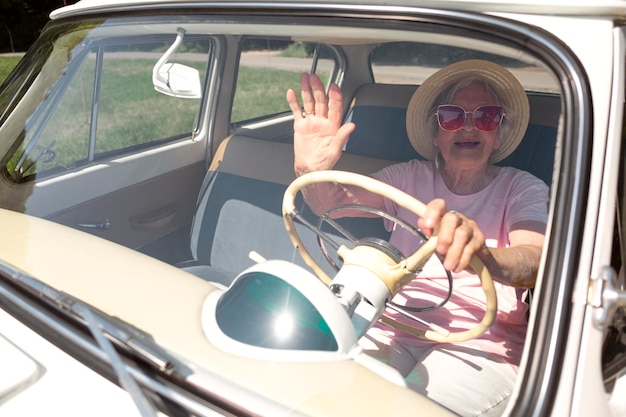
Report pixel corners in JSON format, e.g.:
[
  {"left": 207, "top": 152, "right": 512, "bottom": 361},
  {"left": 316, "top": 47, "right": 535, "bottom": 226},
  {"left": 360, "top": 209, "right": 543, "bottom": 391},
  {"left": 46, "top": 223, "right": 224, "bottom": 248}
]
[{"left": 478, "top": 245, "right": 542, "bottom": 288}]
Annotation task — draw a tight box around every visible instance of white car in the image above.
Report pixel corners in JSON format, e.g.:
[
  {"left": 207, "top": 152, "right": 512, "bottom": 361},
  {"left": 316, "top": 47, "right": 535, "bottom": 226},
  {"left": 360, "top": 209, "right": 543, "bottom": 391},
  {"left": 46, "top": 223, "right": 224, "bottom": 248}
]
[{"left": 0, "top": 0, "right": 624, "bottom": 416}]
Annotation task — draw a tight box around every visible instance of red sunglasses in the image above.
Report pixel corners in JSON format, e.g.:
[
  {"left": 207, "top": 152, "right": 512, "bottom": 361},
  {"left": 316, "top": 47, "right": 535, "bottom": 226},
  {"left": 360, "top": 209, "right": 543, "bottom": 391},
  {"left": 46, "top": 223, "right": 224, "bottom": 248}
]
[{"left": 436, "top": 105, "right": 505, "bottom": 132}]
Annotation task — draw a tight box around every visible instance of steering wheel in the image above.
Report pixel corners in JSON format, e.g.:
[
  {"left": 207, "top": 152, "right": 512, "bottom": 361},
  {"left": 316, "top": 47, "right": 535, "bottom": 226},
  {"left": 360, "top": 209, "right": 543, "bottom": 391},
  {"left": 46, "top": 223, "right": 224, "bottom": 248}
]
[
  {"left": 282, "top": 170, "right": 497, "bottom": 343},
  {"left": 316, "top": 204, "right": 454, "bottom": 313},
  {"left": 315, "top": 203, "right": 428, "bottom": 271}
]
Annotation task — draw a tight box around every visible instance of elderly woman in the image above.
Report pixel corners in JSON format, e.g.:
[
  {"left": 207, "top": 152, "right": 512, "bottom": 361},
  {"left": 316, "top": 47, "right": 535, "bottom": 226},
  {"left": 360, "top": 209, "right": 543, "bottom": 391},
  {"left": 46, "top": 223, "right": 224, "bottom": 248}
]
[{"left": 286, "top": 60, "right": 548, "bottom": 416}]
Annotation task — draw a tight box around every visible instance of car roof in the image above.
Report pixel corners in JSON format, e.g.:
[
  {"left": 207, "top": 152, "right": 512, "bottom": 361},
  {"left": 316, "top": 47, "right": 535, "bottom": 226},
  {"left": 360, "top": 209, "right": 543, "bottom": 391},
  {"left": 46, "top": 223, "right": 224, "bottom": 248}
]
[{"left": 50, "top": 0, "right": 626, "bottom": 20}]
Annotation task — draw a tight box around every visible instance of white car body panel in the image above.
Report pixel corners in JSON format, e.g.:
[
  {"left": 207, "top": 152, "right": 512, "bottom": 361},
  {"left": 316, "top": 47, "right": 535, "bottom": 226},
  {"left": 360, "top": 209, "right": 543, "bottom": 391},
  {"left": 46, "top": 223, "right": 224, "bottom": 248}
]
[{"left": 0, "top": 309, "right": 142, "bottom": 416}]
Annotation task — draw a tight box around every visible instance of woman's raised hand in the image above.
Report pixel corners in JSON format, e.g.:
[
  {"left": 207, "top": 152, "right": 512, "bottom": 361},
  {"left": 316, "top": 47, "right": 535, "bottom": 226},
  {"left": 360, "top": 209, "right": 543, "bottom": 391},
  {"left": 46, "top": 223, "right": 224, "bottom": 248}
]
[{"left": 286, "top": 73, "right": 355, "bottom": 175}]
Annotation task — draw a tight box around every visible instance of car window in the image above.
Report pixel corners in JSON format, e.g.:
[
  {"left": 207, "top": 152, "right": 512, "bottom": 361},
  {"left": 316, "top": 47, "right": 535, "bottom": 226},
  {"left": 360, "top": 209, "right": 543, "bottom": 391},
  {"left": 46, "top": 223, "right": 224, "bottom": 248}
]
[
  {"left": 4, "top": 37, "right": 210, "bottom": 182},
  {"left": 231, "top": 38, "right": 337, "bottom": 123},
  {"left": 371, "top": 42, "right": 531, "bottom": 86}
]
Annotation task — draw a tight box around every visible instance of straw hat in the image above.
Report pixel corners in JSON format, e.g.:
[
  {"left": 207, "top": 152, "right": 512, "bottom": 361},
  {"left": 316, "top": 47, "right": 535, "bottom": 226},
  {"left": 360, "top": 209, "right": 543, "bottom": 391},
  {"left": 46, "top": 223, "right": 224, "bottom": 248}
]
[{"left": 406, "top": 59, "right": 530, "bottom": 163}]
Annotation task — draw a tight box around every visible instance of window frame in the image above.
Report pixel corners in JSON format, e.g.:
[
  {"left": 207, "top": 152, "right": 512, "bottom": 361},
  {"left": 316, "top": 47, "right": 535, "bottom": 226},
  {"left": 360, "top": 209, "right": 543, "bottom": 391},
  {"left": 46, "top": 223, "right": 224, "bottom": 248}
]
[{"left": 7, "top": 33, "right": 215, "bottom": 183}]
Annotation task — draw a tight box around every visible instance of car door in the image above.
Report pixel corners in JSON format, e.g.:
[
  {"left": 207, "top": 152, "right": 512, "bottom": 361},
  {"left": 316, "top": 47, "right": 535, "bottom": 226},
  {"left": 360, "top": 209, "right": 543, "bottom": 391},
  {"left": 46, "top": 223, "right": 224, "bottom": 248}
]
[
  {"left": 588, "top": 26, "right": 626, "bottom": 414},
  {"left": 0, "top": 27, "right": 221, "bottom": 263},
  {"left": 561, "top": 24, "right": 626, "bottom": 417}
]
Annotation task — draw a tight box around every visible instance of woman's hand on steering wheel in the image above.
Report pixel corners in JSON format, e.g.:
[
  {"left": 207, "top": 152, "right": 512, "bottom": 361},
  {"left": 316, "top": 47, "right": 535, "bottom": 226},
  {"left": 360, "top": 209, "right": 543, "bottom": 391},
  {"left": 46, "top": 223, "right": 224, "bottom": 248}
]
[
  {"left": 419, "top": 198, "right": 488, "bottom": 274},
  {"left": 283, "top": 171, "right": 498, "bottom": 342}
]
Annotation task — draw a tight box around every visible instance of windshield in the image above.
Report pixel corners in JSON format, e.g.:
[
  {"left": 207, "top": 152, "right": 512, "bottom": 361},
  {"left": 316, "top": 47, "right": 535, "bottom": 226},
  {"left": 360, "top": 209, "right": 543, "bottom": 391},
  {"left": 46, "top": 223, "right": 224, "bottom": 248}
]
[{"left": 0, "top": 9, "right": 564, "bottom": 417}]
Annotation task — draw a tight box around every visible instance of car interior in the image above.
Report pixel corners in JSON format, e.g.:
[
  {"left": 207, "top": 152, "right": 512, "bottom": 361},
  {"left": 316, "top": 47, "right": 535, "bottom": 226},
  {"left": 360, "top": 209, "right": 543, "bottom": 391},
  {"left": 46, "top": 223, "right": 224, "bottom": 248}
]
[
  {"left": 0, "top": 20, "right": 566, "bottom": 333},
  {"left": 12, "top": 13, "right": 626, "bottom": 416},
  {"left": 0, "top": 24, "right": 563, "bottom": 278},
  {"left": 177, "top": 77, "right": 561, "bottom": 287}
]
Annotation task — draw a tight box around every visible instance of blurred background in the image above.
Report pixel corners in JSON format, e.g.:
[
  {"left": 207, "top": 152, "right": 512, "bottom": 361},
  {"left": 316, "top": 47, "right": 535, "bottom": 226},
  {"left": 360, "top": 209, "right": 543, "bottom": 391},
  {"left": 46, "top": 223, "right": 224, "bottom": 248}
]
[
  {"left": 1, "top": 0, "right": 72, "bottom": 53},
  {"left": 1, "top": 1, "right": 75, "bottom": 82}
]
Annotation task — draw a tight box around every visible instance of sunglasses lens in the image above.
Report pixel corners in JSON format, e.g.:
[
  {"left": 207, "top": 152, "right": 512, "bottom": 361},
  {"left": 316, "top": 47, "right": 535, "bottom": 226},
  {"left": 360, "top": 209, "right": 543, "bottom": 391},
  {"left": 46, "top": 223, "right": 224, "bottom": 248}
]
[
  {"left": 436, "top": 105, "right": 504, "bottom": 132},
  {"left": 436, "top": 105, "right": 466, "bottom": 131},
  {"left": 473, "top": 105, "right": 504, "bottom": 131}
]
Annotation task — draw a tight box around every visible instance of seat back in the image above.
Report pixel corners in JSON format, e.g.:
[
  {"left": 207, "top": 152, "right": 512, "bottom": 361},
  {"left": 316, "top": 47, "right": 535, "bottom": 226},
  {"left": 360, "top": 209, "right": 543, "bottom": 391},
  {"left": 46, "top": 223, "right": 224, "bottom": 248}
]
[
  {"left": 344, "top": 84, "right": 423, "bottom": 162},
  {"left": 344, "top": 83, "right": 560, "bottom": 185},
  {"left": 188, "top": 135, "right": 393, "bottom": 283}
]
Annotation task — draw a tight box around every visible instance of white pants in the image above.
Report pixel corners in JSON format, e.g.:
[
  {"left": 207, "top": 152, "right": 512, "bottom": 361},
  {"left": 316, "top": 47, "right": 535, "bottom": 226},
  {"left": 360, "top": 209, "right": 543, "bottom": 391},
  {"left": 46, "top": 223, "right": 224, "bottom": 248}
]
[{"left": 361, "top": 332, "right": 517, "bottom": 417}]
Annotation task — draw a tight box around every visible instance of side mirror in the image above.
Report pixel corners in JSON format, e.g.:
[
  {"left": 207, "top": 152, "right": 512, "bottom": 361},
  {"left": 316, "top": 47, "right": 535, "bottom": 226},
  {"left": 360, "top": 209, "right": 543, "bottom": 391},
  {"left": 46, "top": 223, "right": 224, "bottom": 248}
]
[{"left": 152, "top": 28, "right": 202, "bottom": 99}]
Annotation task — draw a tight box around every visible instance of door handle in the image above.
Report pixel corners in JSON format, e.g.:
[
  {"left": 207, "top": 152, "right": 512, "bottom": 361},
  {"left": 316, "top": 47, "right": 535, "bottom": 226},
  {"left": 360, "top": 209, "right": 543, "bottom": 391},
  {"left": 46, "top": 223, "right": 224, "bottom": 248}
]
[
  {"left": 77, "top": 219, "right": 112, "bottom": 230},
  {"left": 591, "top": 266, "right": 626, "bottom": 328}
]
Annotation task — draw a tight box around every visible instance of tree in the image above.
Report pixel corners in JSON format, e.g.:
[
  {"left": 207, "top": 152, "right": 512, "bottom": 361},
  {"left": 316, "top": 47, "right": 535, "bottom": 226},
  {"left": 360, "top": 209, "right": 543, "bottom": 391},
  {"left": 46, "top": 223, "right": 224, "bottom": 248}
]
[{"left": 0, "top": 0, "right": 70, "bottom": 53}]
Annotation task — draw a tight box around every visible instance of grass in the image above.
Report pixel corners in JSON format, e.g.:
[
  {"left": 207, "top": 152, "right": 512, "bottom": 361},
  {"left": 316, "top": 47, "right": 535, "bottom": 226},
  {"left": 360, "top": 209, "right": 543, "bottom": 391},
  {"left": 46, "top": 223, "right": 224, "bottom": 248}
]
[
  {"left": 1, "top": 53, "right": 325, "bottom": 180},
  {"left": 3, "top": 56, "right": 207, "bottom": 179},
  {"left": 232, "top": 66, "right": 331, "bottom": 122},
  {"left": 232, "top": 66, "right": 303, "bottom": 122},
  {"left": 0, "top": 55, "right": 22, "bottom": 84},
  {"left": 3, "top": 55, "right": 308, "bottom": 179},
  {"left": 1, "top": 54, "right": 325, "bottom": 124}
]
